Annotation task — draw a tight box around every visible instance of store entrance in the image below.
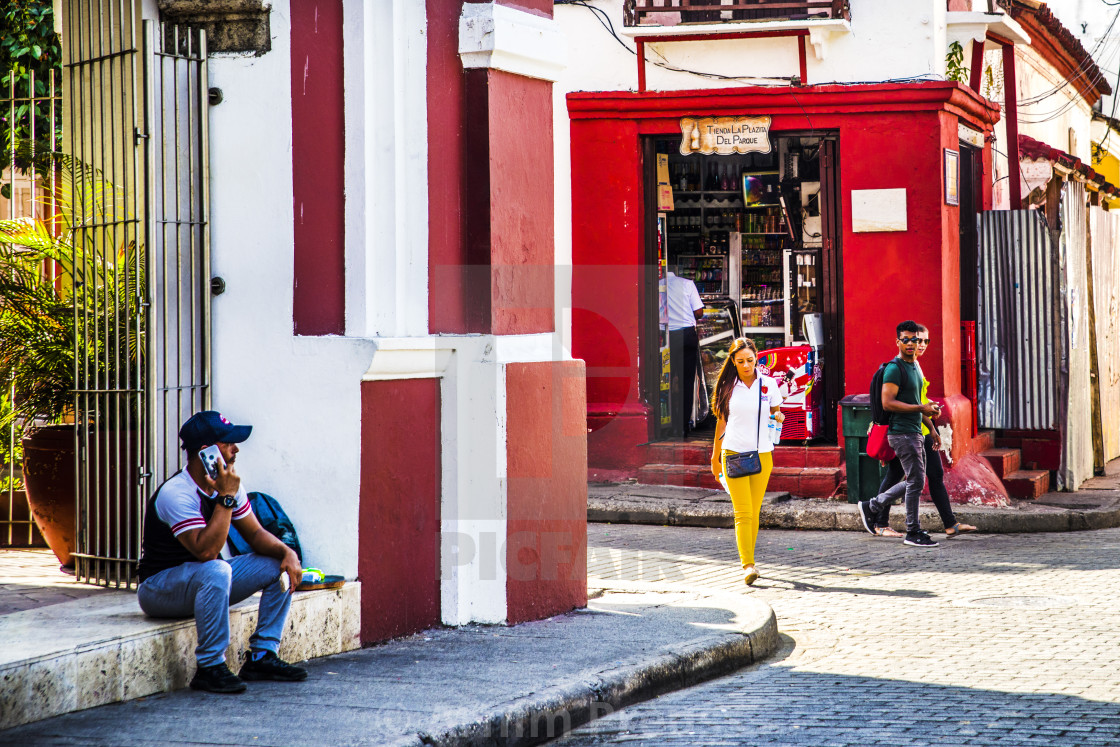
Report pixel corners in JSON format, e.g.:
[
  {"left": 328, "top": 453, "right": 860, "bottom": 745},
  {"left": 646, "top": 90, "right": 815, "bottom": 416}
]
[{"left": 645, "top": 133, "right": 841, "bottom": 445}]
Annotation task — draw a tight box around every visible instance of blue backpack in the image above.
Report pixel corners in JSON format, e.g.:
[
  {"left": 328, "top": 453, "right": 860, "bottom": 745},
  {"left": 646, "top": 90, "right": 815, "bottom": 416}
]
[{"left": 226, "top": 491, "right": 303, "bottom": 562}]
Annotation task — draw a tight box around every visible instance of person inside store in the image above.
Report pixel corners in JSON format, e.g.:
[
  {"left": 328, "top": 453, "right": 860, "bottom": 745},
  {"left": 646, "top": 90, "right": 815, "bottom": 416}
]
[
  {"left": 856, "top": 321, "right": 944, "bottom": 548},
  {"left": 136, "top": 411, "right": 308, "bottom": 694},
  {"left": 709, "top": 337, "right": 784, "bottom": 586},
  {"left": 870, "top": 324, "right": 978, "bottom": 539},
  {"left": 666, "top": 270, "right": 705, "bottom": 437}
]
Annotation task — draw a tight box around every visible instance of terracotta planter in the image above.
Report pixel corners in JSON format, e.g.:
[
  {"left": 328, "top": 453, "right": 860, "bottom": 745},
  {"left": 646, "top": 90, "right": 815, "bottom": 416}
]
[
  {"left": 21, "top": 425, "right": 76, "bottom": 566},
  {"left": 21, "top": 426, "right": 142, "bottom": 568}
]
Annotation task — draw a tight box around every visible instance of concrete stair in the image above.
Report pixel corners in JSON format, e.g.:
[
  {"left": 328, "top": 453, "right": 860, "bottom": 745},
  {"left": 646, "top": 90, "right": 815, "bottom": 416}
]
[
  {"left": 1001, "top": 469, "right": 1051, "bottom": 499},
  {"left": 639, "top": 442, "right": 845, "bottom": 498},
  {"left": 0, "top": 584, "right": 360, "bottom": 730},
  {"left": 978, "top": 442, "right": 1050, "bottom": 499}
]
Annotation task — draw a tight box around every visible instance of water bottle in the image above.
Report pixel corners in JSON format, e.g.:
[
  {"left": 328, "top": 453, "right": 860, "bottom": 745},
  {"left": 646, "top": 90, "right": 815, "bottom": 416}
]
[{"left": 769, "top": 414, "right": 783, "bottom": 445}]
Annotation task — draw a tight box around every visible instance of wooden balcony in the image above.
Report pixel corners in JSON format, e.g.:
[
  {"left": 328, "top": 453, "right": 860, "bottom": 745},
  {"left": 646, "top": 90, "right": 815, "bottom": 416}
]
[{"left": 624, "top": 0, "right": 850, "bottom": 27}]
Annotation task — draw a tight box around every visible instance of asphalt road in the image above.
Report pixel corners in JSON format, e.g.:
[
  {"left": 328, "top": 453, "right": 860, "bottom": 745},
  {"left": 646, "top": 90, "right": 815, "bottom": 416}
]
[{"left": 552, "top": 522, "right": 1120, "bottom": 746}]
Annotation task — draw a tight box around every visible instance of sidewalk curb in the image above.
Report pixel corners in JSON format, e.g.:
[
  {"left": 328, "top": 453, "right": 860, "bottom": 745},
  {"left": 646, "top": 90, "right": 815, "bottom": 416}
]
[
  {"left": 589, "top": 493, "right": 1120, "bottom": 534},
  {"left": 419, "top": 602, "right": 779, "bottom": 747}
]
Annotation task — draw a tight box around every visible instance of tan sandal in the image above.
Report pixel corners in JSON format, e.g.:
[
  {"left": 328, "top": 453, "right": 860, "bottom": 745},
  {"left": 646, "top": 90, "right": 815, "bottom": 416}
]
[
  {"left": 743, "top": 567, "right": 760, "bottom": 586},
  {"left": 945, "top": 522, "right": 978, "bottom": 537},
  {"left": 874, "top": 526, "right": 904, "bottom": 538}
]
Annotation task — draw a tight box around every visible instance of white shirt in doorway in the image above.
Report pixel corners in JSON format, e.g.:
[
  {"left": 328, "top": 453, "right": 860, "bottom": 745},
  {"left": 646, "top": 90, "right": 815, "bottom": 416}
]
[
  {"left": 722, "top": 375, "right": 783, "bottom": 453},
  {"left": 666, "top": 272, "right": 703, "bottom": 330}
]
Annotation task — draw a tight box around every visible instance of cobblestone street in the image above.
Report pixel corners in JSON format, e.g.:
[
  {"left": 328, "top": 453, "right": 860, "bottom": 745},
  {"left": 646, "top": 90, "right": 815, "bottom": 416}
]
[{"left": 554, "top": 524, "right": 1120, "bottom": 746}]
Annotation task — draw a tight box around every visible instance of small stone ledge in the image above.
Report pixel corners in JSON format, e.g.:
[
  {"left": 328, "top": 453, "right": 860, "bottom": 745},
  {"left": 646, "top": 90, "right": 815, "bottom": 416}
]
[
  {"left": 158, "top": 0, "right": 272, "bottom": 56},
  {"left": 0, "top": 583, "right": 359, "bottom": 730}
]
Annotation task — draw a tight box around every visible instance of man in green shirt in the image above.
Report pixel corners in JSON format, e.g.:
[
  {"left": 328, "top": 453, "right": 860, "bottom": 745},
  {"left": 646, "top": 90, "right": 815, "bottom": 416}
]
[{"left": 857, "top": 320, "right": 942, "bottom": 547}]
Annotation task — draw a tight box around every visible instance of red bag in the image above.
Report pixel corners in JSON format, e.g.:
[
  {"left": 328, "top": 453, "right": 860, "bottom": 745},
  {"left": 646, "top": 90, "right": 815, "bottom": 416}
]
[{"left": 866, "top": 423, "right": 896, "bottom": 462}]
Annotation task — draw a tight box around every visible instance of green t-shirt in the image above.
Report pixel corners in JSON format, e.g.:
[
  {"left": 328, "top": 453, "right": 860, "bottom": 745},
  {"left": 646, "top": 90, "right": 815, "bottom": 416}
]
[{"left": 884, "top": 357, "right": 923, "bottom": 434}]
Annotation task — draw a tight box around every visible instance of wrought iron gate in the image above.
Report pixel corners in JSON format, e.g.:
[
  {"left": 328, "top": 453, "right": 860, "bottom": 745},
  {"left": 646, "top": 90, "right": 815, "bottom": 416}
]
[{"left": 61, "top": 0, "right": 210, "bottom": 587}]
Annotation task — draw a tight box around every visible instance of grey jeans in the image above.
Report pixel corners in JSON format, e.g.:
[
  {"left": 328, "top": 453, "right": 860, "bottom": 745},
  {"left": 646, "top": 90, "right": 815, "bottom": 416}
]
[{"left": 868, "top": 433, "right": 926, "bottom": 534}]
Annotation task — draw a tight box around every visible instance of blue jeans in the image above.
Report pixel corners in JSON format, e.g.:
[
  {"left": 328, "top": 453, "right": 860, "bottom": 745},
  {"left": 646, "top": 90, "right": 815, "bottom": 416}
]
[
  {"left": 867, "top": 433, "right": 926, "bottom": 534},
  {"left": 137, "top": 554, "right": 291, "bottom": 667}
]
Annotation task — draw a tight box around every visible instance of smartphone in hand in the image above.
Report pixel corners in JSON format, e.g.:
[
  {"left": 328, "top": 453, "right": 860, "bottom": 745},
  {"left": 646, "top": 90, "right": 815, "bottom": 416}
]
[{"left": 198, "top": 445, "right": 225, "bottom": 480}]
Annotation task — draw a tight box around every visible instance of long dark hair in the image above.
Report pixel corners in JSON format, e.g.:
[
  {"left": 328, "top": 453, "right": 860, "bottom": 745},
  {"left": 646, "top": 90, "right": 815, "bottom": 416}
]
[{"left": 710, "top": 337, "right": 758, "bottom": 421}]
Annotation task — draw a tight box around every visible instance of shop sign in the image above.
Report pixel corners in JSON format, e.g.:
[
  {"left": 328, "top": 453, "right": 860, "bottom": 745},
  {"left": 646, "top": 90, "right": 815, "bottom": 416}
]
[{"left": 679, "top": 116, "right": 772, "bottom": 156}]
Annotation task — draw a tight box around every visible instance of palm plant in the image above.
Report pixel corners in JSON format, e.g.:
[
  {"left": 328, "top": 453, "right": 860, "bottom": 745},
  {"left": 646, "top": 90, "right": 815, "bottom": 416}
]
[{"left": 0, "top": 152, "right": 145, "bottom": 434}]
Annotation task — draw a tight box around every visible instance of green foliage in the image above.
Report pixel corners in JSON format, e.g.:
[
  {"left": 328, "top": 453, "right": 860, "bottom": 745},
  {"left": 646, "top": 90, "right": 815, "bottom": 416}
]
[
  {"left": 946, "top": 41, "right": 969, "bottom": 84},
  {"left": 0, "top": 154, "right": 145, "bottom": 433},
  {"left": 1, "top": 0, "right": 63, "bottom": 177},
  {"left": 0, "top": 390, "right": 24, "bottom": 491}
]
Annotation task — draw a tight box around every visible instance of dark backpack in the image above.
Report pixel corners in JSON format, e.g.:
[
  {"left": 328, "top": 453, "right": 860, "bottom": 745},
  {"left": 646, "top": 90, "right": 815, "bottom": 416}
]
[
  {"left": 869, "top": 359, "right": 900, "bottom": 426},
  {"left": 227, "top": 491, "right": 303, "bottom": 562}
]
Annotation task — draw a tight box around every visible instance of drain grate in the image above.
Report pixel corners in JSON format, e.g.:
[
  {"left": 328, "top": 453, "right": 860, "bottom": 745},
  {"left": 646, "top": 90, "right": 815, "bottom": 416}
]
[{"left": 963, "top": 595, "right": 1076, "bottom": 609}]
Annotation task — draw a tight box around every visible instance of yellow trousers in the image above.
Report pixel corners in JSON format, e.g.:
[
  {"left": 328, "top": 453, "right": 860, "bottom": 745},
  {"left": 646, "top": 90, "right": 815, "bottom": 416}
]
[{"left": 722, "top": 450, "right": 774, "bottom": 567}]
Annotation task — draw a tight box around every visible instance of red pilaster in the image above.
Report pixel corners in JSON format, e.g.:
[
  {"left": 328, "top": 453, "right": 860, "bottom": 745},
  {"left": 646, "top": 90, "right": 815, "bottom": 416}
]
[
  {"left": 505, "top": 360, "right": 588, "bottom": 624},
  {"left": 969, "top": 40, "right": 985, "bottom": 95},
  {"left": 290, "top": 0, "right": 345, "bottom": 336},
  {"left": 359, "top": 379, "right": 442, "bottom": 643},
  {"left": 1002, "top": 42, "right": 1022, "bottom": 208}
]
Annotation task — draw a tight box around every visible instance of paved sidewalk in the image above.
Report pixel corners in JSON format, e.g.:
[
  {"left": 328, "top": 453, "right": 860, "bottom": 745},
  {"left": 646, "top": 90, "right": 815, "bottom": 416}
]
[
  {"left": 0, "top": 582, "right": 776, "bottom": 746},
  {"left": 589, "top": 459, "right": 1120, "bottom": 533}
]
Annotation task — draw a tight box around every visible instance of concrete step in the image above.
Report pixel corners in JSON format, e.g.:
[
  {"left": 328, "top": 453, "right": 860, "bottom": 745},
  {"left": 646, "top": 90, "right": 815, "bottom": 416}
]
[
  {"left": 0, "top": 584, "right": 360, "bottom": 730},
  {"left": 636, "top": 464, "right": 721, "bottom": 489},
  {"left": 979, "top": 448, "right": 1021, "bottom": 479},
  {"left": 1002, "top": 469, "right": 1050, "bottom": 499},
  {"left": 645, "top": 443, "right": 844, "bottom": 469},
  {"left": 769, "top": 467, "right": 844, "bottom": 498},
  {"left": 646, "top": 441, "right": 713, "bottom": 466},
  {"left": 636, "top": 464, "right": 842, "bottom": 498},
  {"left": 972, "top": 430, "right": 996, "bottom": 452}
]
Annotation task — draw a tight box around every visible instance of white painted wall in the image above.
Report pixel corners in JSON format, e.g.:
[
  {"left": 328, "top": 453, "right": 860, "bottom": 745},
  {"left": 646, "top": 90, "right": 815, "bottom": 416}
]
[
  {"left": 205, "top": 0, "right": 573, "bottom": 626},
  {"left": 205, "top": 0, "right": 378, "bottom": 581},
  {"left": 553, "top": 0, "right": 948, "bottom": 95}
]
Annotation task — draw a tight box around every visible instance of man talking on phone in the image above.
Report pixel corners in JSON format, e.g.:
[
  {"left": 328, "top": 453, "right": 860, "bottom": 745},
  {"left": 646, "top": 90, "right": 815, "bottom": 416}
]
[{"left": 136, "top": 411, "right": 307, "bottom": 694}]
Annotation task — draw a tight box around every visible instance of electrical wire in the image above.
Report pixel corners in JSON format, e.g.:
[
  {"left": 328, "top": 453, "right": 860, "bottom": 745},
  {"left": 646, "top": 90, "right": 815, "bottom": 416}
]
[
  {"left": 1013, "top": 7, "right": 1120, "bottom": 107},
  {"left": 555, "top": 0, "right": 797, "bottom": 85}
]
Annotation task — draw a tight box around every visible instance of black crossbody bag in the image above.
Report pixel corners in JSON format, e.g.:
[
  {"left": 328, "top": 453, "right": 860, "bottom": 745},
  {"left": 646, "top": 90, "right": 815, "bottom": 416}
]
[{"left": 724, "top": 381, "right": 764, "bottom": 478}]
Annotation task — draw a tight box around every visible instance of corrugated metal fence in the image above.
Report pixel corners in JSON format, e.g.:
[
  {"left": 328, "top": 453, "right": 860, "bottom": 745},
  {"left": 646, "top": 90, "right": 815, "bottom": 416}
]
[{"left": 976, "top": 210, "right": 1059, "bottom": 430}]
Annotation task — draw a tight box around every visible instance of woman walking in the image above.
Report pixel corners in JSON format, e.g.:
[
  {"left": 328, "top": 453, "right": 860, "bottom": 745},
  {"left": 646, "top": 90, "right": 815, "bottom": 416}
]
[
  {"left": 709, "top": 338, "right": 783, "bottom": 586},
  {"left": 873, "top": 324, "right": 978, "bottom": 538}
]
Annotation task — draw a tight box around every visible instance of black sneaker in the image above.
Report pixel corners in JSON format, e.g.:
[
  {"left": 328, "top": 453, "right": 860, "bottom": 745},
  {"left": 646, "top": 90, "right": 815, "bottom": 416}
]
[
  {"left": 857, "top": 501, "right": 877, "bottom": 535},
  {"left": 239, "top": 650, "right": 309, "bottom": 682},
  {"left": 189, "top": 662, "right": 246, "bottom": 694},
  {"left": 904, "top": 530, "right": 939, "bottom": 548}
]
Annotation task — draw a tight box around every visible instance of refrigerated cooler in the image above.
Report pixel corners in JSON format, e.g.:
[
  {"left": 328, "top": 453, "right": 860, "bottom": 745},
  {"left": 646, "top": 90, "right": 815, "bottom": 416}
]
[
  {"left": 732, "top": 231, "right": 820, "bottom": 350},
  {"left": 758, "top": 344, "right": 822, "bottom": 443}
]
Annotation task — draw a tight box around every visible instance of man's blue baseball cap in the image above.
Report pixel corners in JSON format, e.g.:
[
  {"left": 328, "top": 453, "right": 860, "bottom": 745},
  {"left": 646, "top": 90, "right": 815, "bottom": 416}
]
[{"left": 179, "top": 410, "right": 252, "bottom": 452}]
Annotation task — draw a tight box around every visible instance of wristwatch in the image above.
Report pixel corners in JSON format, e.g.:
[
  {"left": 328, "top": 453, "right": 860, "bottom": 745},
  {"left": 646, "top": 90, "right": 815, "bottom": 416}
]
[{"left": 217, "top": 494, "right": 237, "bottom": 510}]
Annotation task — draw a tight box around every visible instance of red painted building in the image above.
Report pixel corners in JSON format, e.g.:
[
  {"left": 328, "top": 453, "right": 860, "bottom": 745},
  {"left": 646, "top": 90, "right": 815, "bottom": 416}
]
[{"left": 567, "top": 82, "right": 1000, "bottom": 489}]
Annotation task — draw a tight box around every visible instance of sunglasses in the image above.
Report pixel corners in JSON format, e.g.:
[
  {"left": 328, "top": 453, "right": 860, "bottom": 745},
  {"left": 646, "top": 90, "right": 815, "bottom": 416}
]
[{"left": 898, "top": 337, "right": 930, "bottom": 345}]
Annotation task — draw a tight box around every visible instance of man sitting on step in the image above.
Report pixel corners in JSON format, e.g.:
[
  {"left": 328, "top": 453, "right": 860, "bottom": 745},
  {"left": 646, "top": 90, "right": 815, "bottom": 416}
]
[{"left": 136, "top": 411, "right": 308, "bottom": 694}]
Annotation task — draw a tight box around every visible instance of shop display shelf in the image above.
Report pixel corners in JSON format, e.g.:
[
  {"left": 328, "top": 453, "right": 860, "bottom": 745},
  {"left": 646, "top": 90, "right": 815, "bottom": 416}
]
[
  {"left": 742, "top": 298, "right": 783, "bottom": 304},
  {"left": 742, "top": 326, "right": 784, "bottom": 333}
]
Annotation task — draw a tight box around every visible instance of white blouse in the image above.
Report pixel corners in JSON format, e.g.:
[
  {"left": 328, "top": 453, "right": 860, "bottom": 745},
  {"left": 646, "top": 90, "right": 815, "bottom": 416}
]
[{"left": 722, "top": 374, "right": 783, "bottom": 454}]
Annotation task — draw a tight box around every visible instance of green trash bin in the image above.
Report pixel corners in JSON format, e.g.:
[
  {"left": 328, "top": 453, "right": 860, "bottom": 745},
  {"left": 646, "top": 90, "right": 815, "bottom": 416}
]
[{"left": 840, "top": 394, "right": 888, "bottom": 504}]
